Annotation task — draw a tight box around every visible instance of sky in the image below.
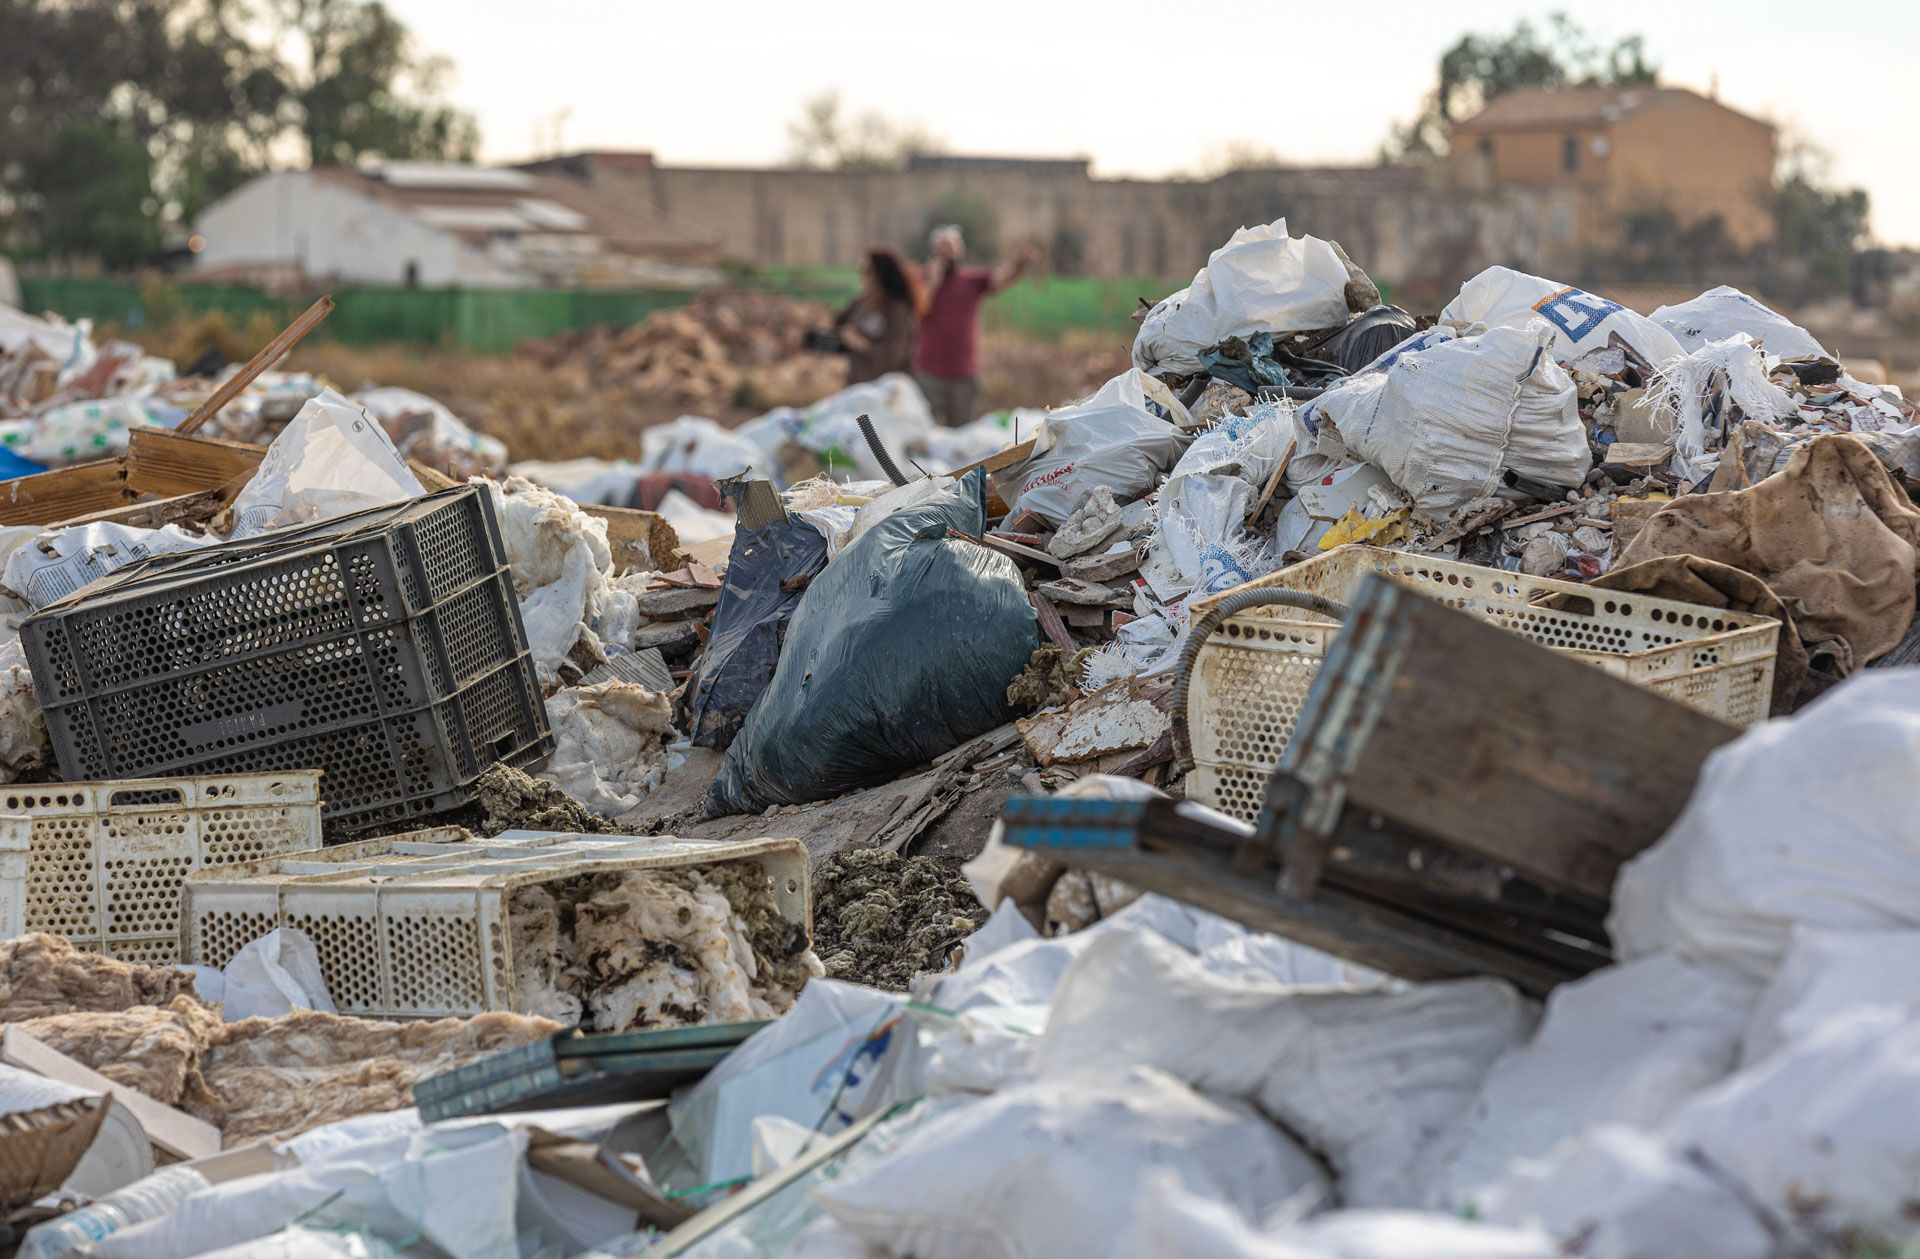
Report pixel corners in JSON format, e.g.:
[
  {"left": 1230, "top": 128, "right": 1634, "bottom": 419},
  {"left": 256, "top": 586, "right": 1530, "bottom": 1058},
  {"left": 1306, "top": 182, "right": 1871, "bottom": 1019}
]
[{"left": 384, "top": 0, "right": 1920, "bottom": 246}]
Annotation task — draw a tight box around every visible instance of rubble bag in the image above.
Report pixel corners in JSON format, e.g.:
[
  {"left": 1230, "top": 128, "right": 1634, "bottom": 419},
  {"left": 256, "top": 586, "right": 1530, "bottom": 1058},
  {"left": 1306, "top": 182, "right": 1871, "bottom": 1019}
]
[
  {"left": 681, "top": 513, "right": 831, "bottom": 750},
  {"left": 707, "top": 467, "right": 1037, "bottom": 815}
]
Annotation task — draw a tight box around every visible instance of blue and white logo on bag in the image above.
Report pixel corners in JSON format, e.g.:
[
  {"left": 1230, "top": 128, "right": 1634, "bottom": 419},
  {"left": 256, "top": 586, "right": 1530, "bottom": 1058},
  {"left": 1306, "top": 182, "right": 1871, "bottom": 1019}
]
[{"left": 1531, "top": 286, "right": 1623, "bottom": 343}]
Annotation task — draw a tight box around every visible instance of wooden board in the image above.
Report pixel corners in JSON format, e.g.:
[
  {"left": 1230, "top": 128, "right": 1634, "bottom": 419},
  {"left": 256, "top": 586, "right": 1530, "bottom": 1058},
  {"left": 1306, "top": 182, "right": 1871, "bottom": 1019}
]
[
  {"left": 126, "top": 427, "right": 265, "bottom": 498},
  {"left": 1289, "top": 575, "right": 1739, "bottom": 901},
  {"left": 0, "top": 459, "right": 130, "bottom": 526}
]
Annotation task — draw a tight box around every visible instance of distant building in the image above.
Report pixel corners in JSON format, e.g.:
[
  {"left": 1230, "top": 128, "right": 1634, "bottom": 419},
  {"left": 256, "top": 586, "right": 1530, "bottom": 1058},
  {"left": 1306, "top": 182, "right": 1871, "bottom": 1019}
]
[
  {"left": 190, "top": 162, "right": 721, "bottom": 289},
  {"left": 1448, "top": 85, "right": 1777, "bottom": 250}
]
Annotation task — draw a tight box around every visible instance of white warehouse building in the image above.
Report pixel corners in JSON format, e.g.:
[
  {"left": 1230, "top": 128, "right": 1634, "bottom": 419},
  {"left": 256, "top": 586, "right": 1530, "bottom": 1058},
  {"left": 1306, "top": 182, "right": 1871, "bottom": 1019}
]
[{"left": 191, "top": 163, "right": 720, "bottom": 289}]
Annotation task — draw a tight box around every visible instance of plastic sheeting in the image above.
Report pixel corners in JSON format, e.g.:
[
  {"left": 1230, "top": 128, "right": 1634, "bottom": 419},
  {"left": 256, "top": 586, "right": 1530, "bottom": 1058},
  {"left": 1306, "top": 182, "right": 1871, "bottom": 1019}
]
[
  {"left": 681, "top": 514, "right": 830, "bottom": 750},
  {"left": 1652, "top": 286, "right": 1831, "bottom": 362},
  {"left": 1611, "top": 671, "right": 1920, "bottom": 979},
  {"left": 814, "top": 1067, "right": 1328, "bottom": 1259},
  {"left": 707, "top": 468, "right": 1035, "bottom": 815}
]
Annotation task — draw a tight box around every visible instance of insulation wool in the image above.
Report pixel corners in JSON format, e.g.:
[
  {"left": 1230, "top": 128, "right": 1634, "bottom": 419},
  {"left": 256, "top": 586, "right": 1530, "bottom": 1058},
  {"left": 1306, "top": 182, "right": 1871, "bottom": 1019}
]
[
  {"left": 0, "top": 933, "right": 198, "bottom": 1022},
  {"left": 17, "top": 996, "right": 558, "bottom": 1143},
  {"left": 18, "top": 994, "right": 221, "bottom": 1108},
  {"left": 509, "top": 863, "right": 818, "bottom": 1032},
  {"left": 481, "top": 475, "right": 616, "bottom": 686},
  {"left": 195, "top": 1009, "right": 559, "bottom": 1143},
  {"left": 0, "top": 632, "right": 47, "bottom": 782}
]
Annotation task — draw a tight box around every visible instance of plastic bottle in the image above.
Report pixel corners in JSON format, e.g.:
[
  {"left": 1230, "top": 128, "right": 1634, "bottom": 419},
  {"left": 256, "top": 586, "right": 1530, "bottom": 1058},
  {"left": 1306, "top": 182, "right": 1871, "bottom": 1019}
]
[{"left": 17, "top": 1165, "right": 211, "bottom": 1259}]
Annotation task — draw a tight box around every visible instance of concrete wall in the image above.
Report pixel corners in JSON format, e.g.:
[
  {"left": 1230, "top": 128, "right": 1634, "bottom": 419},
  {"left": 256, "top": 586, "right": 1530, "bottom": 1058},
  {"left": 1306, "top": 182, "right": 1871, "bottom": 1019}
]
[
  {"left": 616, "top": 161, "right": 1588, "bottom": 303},
  {"left": 194, "top": 173, "right": 521, "bottom": 288}
]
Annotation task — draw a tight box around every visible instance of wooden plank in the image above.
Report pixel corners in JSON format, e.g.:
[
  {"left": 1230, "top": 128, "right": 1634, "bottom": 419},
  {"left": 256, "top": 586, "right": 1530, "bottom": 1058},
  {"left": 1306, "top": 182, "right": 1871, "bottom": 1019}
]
[
  {"left": 0, "top": 459, "right": 130, "bottom": 526},
  {"left": 1294, "top": 576, "right": 1738, "bottom": 900},
  {"left": 53, "top": 489, "right": 228, "bottom": 531},
  {"left": 177, "top": 295, "right": 333, "bottom": 435},
  {"left": 126, "top": 427, "right": 265, "bottom": 498},
  {"left": 1029, "top": 591, "right": 1074, "bottom": 652}
]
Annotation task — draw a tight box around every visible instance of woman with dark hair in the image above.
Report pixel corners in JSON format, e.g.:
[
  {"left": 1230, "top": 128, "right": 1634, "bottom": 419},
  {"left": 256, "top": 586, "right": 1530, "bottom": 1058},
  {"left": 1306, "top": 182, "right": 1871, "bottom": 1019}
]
[{"left": 833, "top": 247, "right": 927, "bottom": 384}]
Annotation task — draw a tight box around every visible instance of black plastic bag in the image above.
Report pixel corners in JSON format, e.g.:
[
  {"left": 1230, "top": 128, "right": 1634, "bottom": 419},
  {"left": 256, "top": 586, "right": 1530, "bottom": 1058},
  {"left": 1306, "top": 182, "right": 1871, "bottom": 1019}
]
[
  {"left": 1320, "top": 305, "right": 1419, "bottom": 375},
  {"left": 680, "top": 513, "right": 830, "bottom": 750},
  {"left": 707, "top": 467, "right": 1037, "bottom": 816}
]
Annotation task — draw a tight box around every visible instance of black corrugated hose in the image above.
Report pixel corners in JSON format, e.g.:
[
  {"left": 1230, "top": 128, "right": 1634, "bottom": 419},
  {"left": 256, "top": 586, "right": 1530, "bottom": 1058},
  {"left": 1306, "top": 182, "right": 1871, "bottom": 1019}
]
[{"left": 1169, "top": 587, "right": 1351, "bottom": 775}]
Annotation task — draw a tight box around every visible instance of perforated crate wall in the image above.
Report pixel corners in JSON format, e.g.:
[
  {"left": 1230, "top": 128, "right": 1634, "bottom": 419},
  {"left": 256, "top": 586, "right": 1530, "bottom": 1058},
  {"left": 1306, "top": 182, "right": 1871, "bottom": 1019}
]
[
  {"left": 21, "top": 488, "right": 553, "bottom": 834},
  {"left": 1186, "top": 547, "right": 1781, "bottom": 823},
  {"left": 184, "top": 830, "right": 813, "bottom": 1020},
  {"left": 5, "top": 771, "right": 322, "bottom": 961}
]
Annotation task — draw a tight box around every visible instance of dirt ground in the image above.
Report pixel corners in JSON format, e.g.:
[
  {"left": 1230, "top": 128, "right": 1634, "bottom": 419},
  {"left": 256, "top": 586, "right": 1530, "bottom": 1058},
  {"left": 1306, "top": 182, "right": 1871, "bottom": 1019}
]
[{"left": 266, "top": 329, "right": 1126, "bottom": 464}]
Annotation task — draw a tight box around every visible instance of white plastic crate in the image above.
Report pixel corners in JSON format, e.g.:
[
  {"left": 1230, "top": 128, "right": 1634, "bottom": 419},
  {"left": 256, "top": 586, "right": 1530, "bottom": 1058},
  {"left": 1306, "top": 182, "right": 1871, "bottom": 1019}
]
[
  {"left": 7, "top": 771, "right": 323, "bottom": 963},
  {"left": 0, "top": 818, "right": 28, "bottom": 939},
  {"left": 182, "top": 829, "right": 813, "bottom": 1020},
  {"left": 1186, "top": 546, "right": 1781, "bottom": 823}
]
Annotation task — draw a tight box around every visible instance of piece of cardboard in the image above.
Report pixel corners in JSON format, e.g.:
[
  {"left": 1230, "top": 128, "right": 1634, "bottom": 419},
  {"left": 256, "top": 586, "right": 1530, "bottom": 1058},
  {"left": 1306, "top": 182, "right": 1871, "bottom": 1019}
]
[
  {"left": 2, "top": 1027, "right": 221, "bottom": 1161},
  {"left": 0, "top": 1082, "right": 106, "bottom": 1210}
]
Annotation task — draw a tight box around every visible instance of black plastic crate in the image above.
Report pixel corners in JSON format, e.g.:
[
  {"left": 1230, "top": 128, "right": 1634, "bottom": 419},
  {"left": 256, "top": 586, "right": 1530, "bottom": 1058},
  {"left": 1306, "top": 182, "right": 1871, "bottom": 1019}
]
[{"left": 22, "top": 487, "right": 553, "bottom": 834}]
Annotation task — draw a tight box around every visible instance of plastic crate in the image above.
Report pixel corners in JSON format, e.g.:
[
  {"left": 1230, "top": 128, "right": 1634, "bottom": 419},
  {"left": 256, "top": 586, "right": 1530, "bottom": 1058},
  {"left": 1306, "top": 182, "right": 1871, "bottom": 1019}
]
[
  {"left": 1, "top": 771, "right": 321, "bottom": 964},
  {"left": 414, "top": 1021, "right": 768, "bottom": 1122},
  {"left": 1186, "top": 546, "right": 1781, "bottom": 823},
  {"left": 182, "top": 829, "right": 812, "bottom": 1020},
  {"left": 21, "top": 487, "right": 553, "bottom": 835}
]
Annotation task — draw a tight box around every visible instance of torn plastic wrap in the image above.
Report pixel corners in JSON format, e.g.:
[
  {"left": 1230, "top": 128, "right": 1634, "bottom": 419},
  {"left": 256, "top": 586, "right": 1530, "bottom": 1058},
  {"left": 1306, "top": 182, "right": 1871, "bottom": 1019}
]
[
  {"left": 229, "top": 388, "right": 425, "bottom": 538},
  {"left": 681, "top": 513, "right": 830, "bottom": 750},
  {"left": 707, "top": 467, "right": 1036, "bottom": 816}
]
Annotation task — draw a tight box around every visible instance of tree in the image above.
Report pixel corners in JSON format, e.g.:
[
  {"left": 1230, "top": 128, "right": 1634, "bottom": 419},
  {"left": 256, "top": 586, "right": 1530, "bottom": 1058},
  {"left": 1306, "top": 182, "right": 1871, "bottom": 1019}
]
[
  {"left": 20, "top": 120, "right": 161, "bottom": 269},
  {"left": 0, "top": 0, "right": 477, "bottom": 267},
  {"left": 786, "top": 92, "right": 942, "bottom": 171},
  {"left": 1385, "top": 14, "right": 1657, "bottom": 159},
  {"left": 1768, "top": 138, "right": 1872, "bottom": 298},
  {"left": 273, "top": 0, "right": 479, "bottom": 168}
]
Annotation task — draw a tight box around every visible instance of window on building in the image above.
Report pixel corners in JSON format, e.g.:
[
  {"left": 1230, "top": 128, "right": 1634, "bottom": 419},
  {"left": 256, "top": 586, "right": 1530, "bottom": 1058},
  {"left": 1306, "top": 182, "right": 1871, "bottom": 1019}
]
[{"left": 1563, "top": 136, "right": 1579, "bottom": 174}]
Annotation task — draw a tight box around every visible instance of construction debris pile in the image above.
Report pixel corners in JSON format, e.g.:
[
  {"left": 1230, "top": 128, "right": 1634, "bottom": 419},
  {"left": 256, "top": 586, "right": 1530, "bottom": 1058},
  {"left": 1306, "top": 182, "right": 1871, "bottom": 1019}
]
[
  {"left": 518, "top": 288, "right": 847, "bottom": 415},
  {"left": 2, "top": 213, "right": 1920, "bottom": 1259}
]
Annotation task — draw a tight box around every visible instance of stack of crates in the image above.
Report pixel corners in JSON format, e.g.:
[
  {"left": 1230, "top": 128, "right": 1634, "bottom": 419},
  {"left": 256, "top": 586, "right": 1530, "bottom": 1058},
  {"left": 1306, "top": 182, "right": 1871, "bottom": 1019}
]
[{"left": 21, "top": 487, "right": 552, "bottom": 836}]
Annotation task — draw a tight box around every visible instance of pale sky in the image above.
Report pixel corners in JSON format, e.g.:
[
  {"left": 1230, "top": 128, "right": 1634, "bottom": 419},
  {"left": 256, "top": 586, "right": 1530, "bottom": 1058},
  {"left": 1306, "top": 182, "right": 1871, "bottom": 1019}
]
[{"left": 386, "top": 0, "right": 1920, "bottom": 246}]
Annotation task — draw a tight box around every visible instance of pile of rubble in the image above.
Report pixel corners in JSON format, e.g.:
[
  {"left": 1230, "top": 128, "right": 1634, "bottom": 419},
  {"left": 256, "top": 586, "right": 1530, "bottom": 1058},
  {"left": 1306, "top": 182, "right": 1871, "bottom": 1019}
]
[
  {"left": 517, "top": 288, "right": 847, "bottom": 414},
  {"left": 0, "top": 304, "right": 509, "bottom": 479},
  {"left": 5, "top": 216, "right": 1920, "bottom": 1259}
]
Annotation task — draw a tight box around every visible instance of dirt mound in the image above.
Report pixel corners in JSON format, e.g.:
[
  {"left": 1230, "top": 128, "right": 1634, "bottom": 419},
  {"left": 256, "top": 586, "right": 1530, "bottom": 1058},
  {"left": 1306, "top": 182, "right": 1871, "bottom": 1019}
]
[
  {"left": 811, "top": 849, "right": 988, "bottom": 991},
  {"left": 517, "top": 289, "right": 845, "bottom": 414}
]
